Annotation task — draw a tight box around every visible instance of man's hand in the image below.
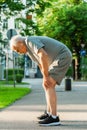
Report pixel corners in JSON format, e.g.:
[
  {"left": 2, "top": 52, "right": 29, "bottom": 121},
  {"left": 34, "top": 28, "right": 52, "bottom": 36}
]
[{"left": 43, "top": 76, "right": 56, "bottom": 89}]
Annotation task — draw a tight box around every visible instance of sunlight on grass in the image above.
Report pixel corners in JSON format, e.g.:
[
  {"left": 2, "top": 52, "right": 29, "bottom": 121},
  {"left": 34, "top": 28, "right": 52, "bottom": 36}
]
[
  {"left": 0, "top": 80, "right": 29, "bottom": 85},
  {"left": 0, "top": 86, "right": 31, "bottom": 109}
]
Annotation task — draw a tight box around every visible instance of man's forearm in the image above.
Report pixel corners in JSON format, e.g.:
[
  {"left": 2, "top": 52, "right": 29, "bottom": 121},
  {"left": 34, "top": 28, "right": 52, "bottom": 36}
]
[
  {"left": 38, "top": 49, "right": 49, "bottom": 78},
  {"left": 39, "top": 58, "right": 49, "bottom": 77},
  {"left": 40, "top": 61, "right": 49, "bottom": 78},
  {"left": 38, "top": 49, "right": 55, "bottom": 88}
]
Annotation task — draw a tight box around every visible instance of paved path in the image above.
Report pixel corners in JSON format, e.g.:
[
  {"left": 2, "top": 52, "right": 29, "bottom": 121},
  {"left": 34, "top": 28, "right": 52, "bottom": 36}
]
[{"left": 0, "top": 78, "right": 87, "bottom": 130}]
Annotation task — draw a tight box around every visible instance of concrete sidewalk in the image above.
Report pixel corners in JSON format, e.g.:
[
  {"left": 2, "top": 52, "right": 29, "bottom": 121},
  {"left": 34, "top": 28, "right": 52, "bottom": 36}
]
[{"left": 0, "top": 78, "right": 87, "bottom": 130}]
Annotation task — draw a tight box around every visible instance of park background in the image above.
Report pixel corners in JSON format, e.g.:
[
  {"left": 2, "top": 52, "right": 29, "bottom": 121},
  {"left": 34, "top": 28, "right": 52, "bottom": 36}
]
[
  {"left": 0, "top": 0, "right": 87, "bottom": 82},
  {"left": 0, "top": 2, "right": 87, "bottom": 130}
]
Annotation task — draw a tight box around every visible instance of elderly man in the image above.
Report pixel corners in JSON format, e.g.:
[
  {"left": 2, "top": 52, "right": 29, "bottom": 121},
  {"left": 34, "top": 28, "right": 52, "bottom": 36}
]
[{"left": 10, "top": 35, "right": 72, "bottom": 126}]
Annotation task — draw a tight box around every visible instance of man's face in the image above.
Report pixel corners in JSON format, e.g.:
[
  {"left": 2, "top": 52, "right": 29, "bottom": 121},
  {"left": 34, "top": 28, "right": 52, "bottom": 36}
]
[{"left": 12, "top": 41, "right": 27, "bottom": 54}]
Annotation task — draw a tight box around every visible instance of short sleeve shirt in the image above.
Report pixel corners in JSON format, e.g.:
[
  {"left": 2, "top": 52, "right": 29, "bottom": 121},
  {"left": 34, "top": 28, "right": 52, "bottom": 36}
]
[{"left": 25, "top": 36, "right": 72, "bottom": 65}]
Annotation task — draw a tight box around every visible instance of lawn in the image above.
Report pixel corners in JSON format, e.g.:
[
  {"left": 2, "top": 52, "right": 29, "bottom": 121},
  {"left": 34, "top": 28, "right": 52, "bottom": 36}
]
[
  {"left": 0, "top": 86, "right": 31, "bottom": 109},
  {"left": 0, "top": 80, "right": 29, "bottom": 85}
]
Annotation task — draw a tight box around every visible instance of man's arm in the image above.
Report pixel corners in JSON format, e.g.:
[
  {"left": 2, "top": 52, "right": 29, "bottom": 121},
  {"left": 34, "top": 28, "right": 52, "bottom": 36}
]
[
  {"left": 37, "top": 48, "right": 49, "bottom": 78},
  {"left": 38, "top": 48, "right": 56, "bottom": 88}
]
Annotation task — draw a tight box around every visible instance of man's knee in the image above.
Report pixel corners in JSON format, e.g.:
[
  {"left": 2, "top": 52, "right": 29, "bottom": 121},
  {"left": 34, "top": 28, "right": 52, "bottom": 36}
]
[{"left": 43, "top": 84, "right": 56, "bottom": 90}]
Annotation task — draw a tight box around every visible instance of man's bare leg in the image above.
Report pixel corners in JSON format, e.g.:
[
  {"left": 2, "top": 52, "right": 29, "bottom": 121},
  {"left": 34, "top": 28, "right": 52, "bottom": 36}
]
[
  {"left": 44, "top": 77, "right": 57, "bottom": 116},
  {"left": 39, "top": 77, "right": 60, "bottom": 126},
  {"left": 45, "top": 85, "right": 57, "bottom": 116}
]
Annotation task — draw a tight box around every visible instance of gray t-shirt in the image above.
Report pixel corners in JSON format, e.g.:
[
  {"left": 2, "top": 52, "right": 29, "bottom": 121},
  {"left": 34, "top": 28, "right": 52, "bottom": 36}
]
[{"left": 25, "top": 36, "right": 72, "bottom": 65}]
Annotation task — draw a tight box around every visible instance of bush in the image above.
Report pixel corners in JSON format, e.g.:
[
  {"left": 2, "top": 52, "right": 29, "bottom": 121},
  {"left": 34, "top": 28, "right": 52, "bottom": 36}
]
[
  {"left": 4, "top": 69, "right": 24, "bottom": 83},
  {"left": 16, "top": 74, "right": 24, "bottom": 83},
  {"left": 4, "top": 69, "right": 13, "bottom": 77},
  {"left": 16, "top": 69, "right": 24, "bottom": 75},
  {"left": 4, "top": 69, "right": 24, "bottom": 77},
  {"left": 8, "top": 75, "right": 14, "bottom": 81}
]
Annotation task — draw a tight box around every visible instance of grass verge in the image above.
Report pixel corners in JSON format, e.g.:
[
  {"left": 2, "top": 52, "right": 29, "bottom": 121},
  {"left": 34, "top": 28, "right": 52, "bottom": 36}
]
[
  {"left": 0, "top": 86, "right": 31, "bottom": 109},
  {"left": 0, "top": 80, "right": 29, "bottom": 85}
]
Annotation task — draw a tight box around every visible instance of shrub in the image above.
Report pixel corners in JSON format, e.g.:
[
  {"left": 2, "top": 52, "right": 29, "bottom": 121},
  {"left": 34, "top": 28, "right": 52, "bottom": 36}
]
[
  {"left": 8, "top": 75, "right": 14, "bottom": 81},
  {"left": 16, "top": 69, "right": 24, "bottom": 75},
  {"left": 4, "top": 69, "right": 13, "bottom": 77},
  {"left": 4, "top": 69, "right": 24, "bottom": 83},
  {"left": 4, "top": 69, "right": 24, "bottom": 77},
  {"left": 16, "top": 74, "right": 23, "bottom": 83}
]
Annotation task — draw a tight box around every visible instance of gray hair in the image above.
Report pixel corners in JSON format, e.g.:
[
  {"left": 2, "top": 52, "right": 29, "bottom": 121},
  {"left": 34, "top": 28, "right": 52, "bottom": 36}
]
[{"left": 10, "top": 35, "right": 25, "bottom": 49}]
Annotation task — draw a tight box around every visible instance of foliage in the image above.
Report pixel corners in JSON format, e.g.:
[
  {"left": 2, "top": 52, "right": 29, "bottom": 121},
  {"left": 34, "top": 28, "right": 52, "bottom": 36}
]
[
  {"left": 0, "top": 0, "right": 51, "bottom": 36},
  {"left": 37, "top": 1, "right": 87, "bottom": 49},
  {"left": 56, "top": 3, "right": 87, "bottom": 52},
  {"left": 4, "top": 68, "right": 24, "bottom": 83},
  {"left": 37, "top": 0, "right": 87, "bottom": 79},
  {"left": 16, "top": 74, "right": 24, "bottom": 83},
  {"left": 16, "top": 17, "right": 38, "bottom": 36},
  {"left": 4, "top": 68, "right": 24, "bottom": 76},
  {"left": 35, "top": 0, "right": 51, "bottom": 16},
  {"left": 15, "top": 0, "right": 51, "bottom": 36},
  {"left": 80, "top": 56, "right": 87, "bottom": 80},
  {"left": 0, "top": 0, "right": 5, "bottom": 3},
  {"left": 0, "top": 0, "right": 24, "bottom": 16},
  {"left": 66, "top": 66, "right": 73, "bottom": 78},
  {"left": 0, "top": 87, "right": 31, "bottom": 109},
  {"left": 15, "top": 54, "right": 25, "bottom": 68}
]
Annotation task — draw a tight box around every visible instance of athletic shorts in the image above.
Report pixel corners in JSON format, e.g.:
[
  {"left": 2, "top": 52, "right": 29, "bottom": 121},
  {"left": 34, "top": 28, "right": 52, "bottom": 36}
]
[{"left": 48, "top": 51, "right": 72, "bottom": 85}]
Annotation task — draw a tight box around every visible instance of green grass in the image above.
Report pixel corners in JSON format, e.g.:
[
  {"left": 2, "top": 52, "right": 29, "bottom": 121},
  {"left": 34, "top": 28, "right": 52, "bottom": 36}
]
[
  {"left": 0, "top": 86, "right": 31, "bottom": 109},
  {"left": 0, "top": 80, "right": 29, "bottom": 85}
]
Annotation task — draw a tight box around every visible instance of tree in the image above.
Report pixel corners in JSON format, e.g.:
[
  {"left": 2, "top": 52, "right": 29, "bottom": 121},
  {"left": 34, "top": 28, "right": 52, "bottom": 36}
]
[
  {"left": 55, "top": 3, "right": 87, "bottom": 79},
  {"left": 15, "top": 0, "right": 51, "bottom": 36},
  {"left": 0, "top": 0, "right": 51, "bottom": 66},
  {"left": 37, "top": 0, "right": 87, "bottom": 79},
  {"left": 0, "top": 0, "right": 25, "bottom": 15},
  {"left": 0, "top": 0, "right": 51, "bottom": 36}
]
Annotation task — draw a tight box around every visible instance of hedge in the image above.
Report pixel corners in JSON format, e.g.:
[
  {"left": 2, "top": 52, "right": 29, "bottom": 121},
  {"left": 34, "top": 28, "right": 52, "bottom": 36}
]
[{"left": 4, "top": 69, "right": 24, "bottom": 83}]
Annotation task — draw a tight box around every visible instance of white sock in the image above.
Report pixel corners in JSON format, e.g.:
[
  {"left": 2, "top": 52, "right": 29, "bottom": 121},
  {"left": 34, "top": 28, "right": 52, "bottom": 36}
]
[
  {"left": 51, "top": 115, "right": 57, "bottom": 119},
  {"left": 47, "top": 111, "right": 50, "bottom": 116}
]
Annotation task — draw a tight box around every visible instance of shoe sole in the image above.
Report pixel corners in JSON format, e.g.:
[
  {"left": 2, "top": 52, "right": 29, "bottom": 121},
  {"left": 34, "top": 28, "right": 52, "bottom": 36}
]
[{"left": 39, "top": 122, "right": 61, "bottom": 126}]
